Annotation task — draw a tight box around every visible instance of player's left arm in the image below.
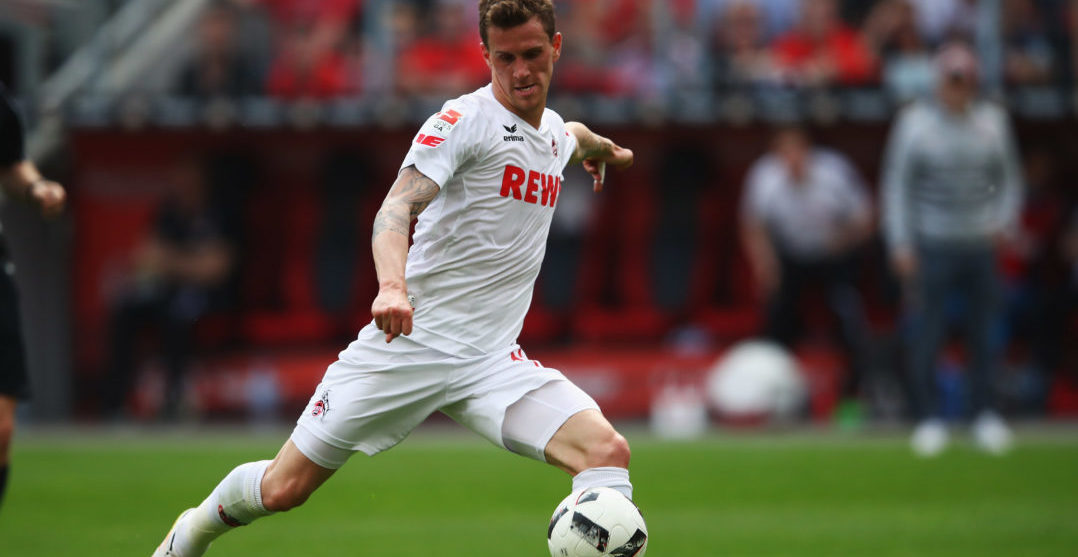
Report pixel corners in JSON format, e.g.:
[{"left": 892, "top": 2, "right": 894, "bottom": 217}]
[{"left": 565, "top": 122, "right": 633, "bottom": 192}]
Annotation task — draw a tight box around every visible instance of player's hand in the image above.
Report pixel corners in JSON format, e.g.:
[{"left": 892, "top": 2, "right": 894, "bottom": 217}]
[
  {"left": 29, "top": 180, "right": 66, "bottom": 218},
  {"left": 371, "top": 287, "right": 413, "bottom": 343},
  {"left": 583, "top": 143, "right": 633, "bottom": 193}
]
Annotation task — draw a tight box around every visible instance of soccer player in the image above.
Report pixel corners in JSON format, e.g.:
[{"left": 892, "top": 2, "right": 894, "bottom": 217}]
[
  {"left": 0, "top": 81, "right": 66, "bottom": 508},
  {"left": 153, "top": 1, "right": 636, "bottom": 555}
]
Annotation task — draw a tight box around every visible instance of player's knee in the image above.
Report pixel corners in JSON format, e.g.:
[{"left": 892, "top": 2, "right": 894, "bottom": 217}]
[
  {"left": 261, "top": 477, "right": 313, "bottom": 512},
  {"left": 585, "top": 431, "right": 630, "bottom": 469}
]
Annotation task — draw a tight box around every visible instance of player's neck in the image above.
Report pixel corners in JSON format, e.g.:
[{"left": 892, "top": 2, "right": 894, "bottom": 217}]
[{"left": 490, "top": 84, "right": 544, "bottom": 129}]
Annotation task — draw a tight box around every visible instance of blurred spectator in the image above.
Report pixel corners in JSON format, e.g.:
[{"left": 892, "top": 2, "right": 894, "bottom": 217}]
[
  {"left": 697, "top": 0, "right": 802, "bottom": 41},
  {"left": 740, "top": 125, "right": 874, "bottom": 421},
  {"left": 556, "top": 0, "right": 618, "bottom": 95},
  {"left": 866, "top": 0, "right": 937, "bottom": 101},
  {"left": 246, "top": 0, "right": 360, "bottom": 50},
  {"left": 101, "top": 158, "right": 234, "bottom": 421},
  {"left": 603, "top": 1, "right": 662, "bottom": 99},
  {"left": 396, "top": 0, "right": 489, "bottom": 97},
  {"left": 258, "top": 0, "right": 361, "bottom": 99},
  {"left": 711, "top": 0, "right": 781, "bottom": 91},
  {"left": 1001, "top": 0, "right": 1058, "bottom": 85},
  {"left": 264, "top": 24, "right": 352, "bottom": 99},
  {"left": 905, "top": 0, "right": 978, "bottom": 44},
  {"left": 998, "top": 147, "right": 1068, "bottom": 412},
  {"left": 771, "top": 0, "right": 879, "bottom": 87},
  {"left": 881, "top": 42, "right": 1023, "bottom": 456},
  {"left": 656, "top": 0, "right": 710, "bottom": 95},
  {"left": 176, "top": 1, "right": 262, "bottom": 99}
]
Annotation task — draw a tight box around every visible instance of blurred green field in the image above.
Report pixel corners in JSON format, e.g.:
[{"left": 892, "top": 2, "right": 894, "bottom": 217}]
[{"left": 2, "top": 426, "right": 1077, "bottom": 556}]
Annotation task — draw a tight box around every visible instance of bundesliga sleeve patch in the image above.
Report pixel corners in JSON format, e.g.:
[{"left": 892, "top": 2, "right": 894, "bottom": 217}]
[{"left": 414, "top": 108, "right": 463, "bottom": 148}]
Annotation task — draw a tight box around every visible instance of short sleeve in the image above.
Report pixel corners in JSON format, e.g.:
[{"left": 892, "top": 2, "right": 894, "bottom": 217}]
[
  {"left": 401, "top": 103, "right": 477, "bottom": 187},
  {"left": 558, "top": 124, "right": 577, "bottom": 173}
]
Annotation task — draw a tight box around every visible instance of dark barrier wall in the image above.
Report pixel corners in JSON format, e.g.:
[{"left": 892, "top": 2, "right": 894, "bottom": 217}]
[{"left": 68, "top": 119, "right": 1078, "bottom": 389}]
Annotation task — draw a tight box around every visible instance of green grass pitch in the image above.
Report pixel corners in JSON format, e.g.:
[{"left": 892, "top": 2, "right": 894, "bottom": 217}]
[{"left": 2, "top": 427, "right": 1077, "bottom": 556}]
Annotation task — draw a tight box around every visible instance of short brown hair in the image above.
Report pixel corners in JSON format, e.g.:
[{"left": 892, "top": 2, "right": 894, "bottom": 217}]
[{"left": 478, "top": 0, "right": 556, "bottom": 46}]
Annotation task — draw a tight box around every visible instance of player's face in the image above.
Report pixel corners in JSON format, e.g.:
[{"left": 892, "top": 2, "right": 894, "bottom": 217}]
[{"left": 482, "top": 17, "right": 562, "bottom": 127}]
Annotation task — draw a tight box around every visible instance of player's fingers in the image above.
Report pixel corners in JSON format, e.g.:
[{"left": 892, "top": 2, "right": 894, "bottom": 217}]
[
  {"left": 389, "top": 310, "right": 404, "bottom": 338},
  {"left": 384, "top": 311, "right": 400, "bottom": 342},
  {"left": 402, "top": 310, "right": 413, "bottom": 336},
  {"left": 374, "top": 312, "right": 385, "bottom": 331}
]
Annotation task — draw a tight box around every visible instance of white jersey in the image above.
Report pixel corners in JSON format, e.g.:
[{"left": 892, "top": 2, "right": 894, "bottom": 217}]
[{"left": 391, "top": 84, "right": 577, "bottom": 357}]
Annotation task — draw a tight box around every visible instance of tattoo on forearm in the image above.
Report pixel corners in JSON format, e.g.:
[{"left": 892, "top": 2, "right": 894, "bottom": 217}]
[{"left": 372, "top": 166, "right": 440, "bottom": 241}]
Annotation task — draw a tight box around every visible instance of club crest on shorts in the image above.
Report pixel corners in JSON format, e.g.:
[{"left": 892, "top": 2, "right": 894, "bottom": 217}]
[{"left": 312, "top": 389, "right": 331, "bottom": 420}]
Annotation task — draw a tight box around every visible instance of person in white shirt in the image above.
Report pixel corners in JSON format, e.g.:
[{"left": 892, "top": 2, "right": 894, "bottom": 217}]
[
  {"left": 152, "top": 2, "right": 638, "bottom": 556},
  {"left": 740, "top": 125, "right": 874, "bottom": 420}
]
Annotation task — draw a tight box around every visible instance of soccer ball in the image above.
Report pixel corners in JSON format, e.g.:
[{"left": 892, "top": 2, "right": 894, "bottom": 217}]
[{"left": 547, "top": 487, "right": 648, "bottom": 557}]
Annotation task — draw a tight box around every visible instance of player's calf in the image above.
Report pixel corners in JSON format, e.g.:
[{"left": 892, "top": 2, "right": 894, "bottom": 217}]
[{"left": 545, "top": 410, "right": 635, "bottom": 500}]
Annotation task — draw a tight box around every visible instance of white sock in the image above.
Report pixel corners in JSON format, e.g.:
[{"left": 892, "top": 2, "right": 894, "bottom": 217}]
[
  {"left": 572, "top": 467, "right": 633, "bottom": 500},
  {"left": 172, "top": 460, "right": 274, "bottom": 556}
]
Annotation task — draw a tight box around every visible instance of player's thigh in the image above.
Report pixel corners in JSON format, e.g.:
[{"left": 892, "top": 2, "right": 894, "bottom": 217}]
[
  {"left": 293, "top": 331, "right": 454, "bottom": 463},
  {"left": 544, "top": 408, "right": 630, "bottom": 475},
  {"left": 441, "top": 348, "right": 594, "bottom": 462},
  {"left": 500, "top": 378, "right": 600, "bottom": 462}
]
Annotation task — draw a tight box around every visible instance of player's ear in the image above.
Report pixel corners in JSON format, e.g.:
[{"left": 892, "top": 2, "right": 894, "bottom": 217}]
[
  {"left": 551, "top": 32, "right": 562, "bottom": 62},
  {"left": 481, "top": 41, "right": 492, "bottom": 69}
]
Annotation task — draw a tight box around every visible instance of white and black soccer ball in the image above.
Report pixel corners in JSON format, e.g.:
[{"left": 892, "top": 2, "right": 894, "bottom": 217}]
[{"left": 547, "top": 487, "right": 648, "bottom": 557}]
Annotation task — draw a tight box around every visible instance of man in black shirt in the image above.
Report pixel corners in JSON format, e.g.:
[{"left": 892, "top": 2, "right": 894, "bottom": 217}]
[
  {"left": 0, "top": 82, "right": 66, "bottom": 509},
  {"left": 102, "top": 157, "right": 233, "bottom": 421}
]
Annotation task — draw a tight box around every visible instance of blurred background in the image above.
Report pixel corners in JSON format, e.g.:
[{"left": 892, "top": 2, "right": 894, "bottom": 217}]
[{"left": 2, "top": 0, "right": 1077, "bottom": 431}]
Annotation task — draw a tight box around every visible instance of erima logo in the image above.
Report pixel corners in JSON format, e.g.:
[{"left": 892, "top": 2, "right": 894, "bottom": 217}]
[{"left": 503, "top": 123, "right": 523, "bottom": 142}]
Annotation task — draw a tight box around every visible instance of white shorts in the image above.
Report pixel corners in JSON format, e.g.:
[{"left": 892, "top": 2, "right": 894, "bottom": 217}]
[{"left": 291, "top": 325, "right": 598, "bottom": 469}]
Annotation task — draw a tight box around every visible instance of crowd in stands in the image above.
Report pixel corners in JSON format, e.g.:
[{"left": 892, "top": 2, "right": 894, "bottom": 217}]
[{"left": 176, "top": 0, "right": 1078, "bottom": 102}]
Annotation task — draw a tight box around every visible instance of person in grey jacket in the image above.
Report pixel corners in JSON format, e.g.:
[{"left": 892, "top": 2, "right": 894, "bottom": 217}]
[{"left": 881, "top": 42, "right": 1023, "bottom": 457}]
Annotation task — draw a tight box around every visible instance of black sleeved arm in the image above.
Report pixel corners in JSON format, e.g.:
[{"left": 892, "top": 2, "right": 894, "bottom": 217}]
[{"left": 0, "top": 83, "right": 27, "bottom": 167}]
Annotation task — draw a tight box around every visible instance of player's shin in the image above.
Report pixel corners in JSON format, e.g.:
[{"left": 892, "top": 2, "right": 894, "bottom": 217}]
[
  {"left": 171, "top": 460, "right": 275, "bottom": 555},
  {"left": 572, "top": 466, "right": 633, "bottom": 500}
]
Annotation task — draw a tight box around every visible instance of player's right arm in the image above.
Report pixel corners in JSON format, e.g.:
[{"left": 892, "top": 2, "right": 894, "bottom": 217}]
[
  {"left": 0, "top": 86, "right": 65, "bottom": 217},
  {"left": 370, "top": 165, "right": 440, "bottom": 343}
]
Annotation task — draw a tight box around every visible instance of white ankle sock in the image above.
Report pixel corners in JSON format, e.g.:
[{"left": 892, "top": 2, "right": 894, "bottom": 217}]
[
  {"left": 572, "top": 467, "right": 633, "bottom": 500},
  {"left": 173, "top": 460, "right": 274, "bottom": 555}
]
